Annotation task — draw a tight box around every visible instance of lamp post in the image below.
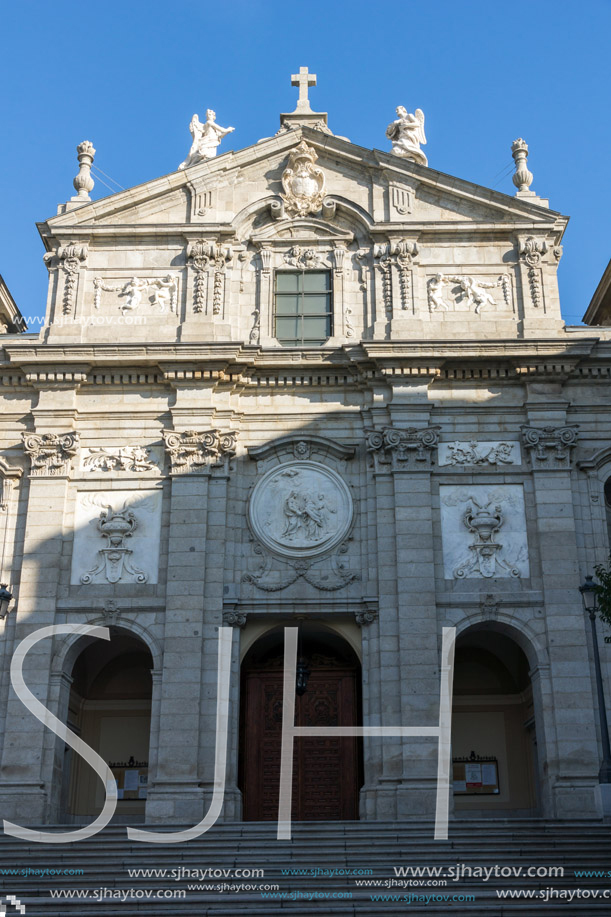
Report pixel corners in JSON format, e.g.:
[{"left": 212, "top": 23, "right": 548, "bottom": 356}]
[
  {"left": 579, "top": 575, "right": 611, "bottom": 783},
  {"left": 0, "top": 584, "right": 13, "bottom": 621}
]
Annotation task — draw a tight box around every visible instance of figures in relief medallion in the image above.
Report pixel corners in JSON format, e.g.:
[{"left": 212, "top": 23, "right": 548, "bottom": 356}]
[
  {"left": 178, "top": 109, "right": 235, "bottom": 170},
  {"left": 386, "top": 106, "right": 427, "bottom": 166}
]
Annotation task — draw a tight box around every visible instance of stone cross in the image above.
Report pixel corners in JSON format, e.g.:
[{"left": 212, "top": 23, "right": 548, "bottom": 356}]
[{"left": 291, "top": 66, "right": 316, "bottom": 112}]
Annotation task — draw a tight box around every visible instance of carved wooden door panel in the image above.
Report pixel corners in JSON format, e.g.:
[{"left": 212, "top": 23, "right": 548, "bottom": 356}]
[{"left": 241, "top": 658, "right": 360, "bottom": 821}]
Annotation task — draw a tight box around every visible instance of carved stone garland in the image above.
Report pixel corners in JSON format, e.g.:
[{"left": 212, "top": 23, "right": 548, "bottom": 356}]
[
  {"left": 519, "top": 237, "right": 547, "bottom": 308},
  {"left": 186, "top": 240, "right": 233, "bottom": 314},
  {"left": 373, "top": 240, "right": 419, "bottom": 314},
  {"left": 22, "top": 432, "right": 79, "bottom": 477},
  {"left": 43, "top": 242, "right": 88, "bottom": 315}
]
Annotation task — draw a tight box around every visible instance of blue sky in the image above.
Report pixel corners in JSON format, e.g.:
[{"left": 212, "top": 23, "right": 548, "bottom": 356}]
[{"left": 1, "top": 0, "right": 609, "bottom": 327}]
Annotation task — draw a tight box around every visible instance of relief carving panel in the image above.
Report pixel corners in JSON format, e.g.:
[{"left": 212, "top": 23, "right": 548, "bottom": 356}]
[
  {"left": 248, "top": 461, "right": 353, "bottom": 560},
  {"left": 440, "top": 485, "right": 529, "bottom": 580},
  {"left": 71, "top": 491, "right": 161, "bottom": 586}
]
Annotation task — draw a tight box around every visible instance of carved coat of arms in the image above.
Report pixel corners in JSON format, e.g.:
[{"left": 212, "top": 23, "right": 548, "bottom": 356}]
[{"left": 281, "top": 141, "right": 326, "bottom": 217}]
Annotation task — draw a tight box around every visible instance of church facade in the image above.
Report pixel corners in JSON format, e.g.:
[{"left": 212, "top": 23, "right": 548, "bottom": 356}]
[{"left": 1, "top": 71, "right": 611, "bottom": 829}]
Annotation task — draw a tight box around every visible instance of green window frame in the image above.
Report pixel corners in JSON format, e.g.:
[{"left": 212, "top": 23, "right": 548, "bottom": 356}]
[{"left": 274, "top": 270, "right": 333, "bottom": 346}]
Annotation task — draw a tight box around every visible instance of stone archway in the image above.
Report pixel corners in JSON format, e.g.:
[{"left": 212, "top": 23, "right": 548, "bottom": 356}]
[
  {"left": 239, "top": 625, "right": 363, "bottom": 821},
  {"left": 452, "top": 625, "right": 539, "bottom": 816},
  {"left": 61, "top": 630, "right": 153, "bottom": 822}
]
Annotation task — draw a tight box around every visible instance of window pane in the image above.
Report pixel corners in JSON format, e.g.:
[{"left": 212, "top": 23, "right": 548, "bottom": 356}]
[
  {"left": 303, "top": 271, "right": 330, "bottom": 292},
  {"left": 302, "top": 294, "right": 331, "bottom": 315},
  {"left": 302, "top": 316, "right": 330, "bottom": 341},
  {"left": 275, "top": 317, "right": 300, "bottom": 341},
  {"left": 275, "top": 295, "right": 299, "bottom": 315},
  {"left": 276, "top": 272, "right": 300, "bottom": 292}
]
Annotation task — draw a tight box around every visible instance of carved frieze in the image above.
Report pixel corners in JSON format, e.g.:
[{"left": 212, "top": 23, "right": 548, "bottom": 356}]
[
  {"left": 22, "top": 432, "right": 79, "bottom": 477},
  {"left": 427, "top": 273, "right": 511, "bottom": 314},
  {"left": 521, "top": 424, "right": 578, "bottom": 469},
  {"left": 71, "top": 491, "right": 161, "bottom": 586},
  {"left": 440, "top": 485, "right": 530, "bottom": 580},
  {"left": 163, "top": 429, "right": 237, "bottom": 475},
  {"left": 366, "top": 426, "right": 440, "bottom": 471},
  {"left": 438, "top": 441, "right": 521, "bottom": 467},
  {"left": 81, "top": 446, "right": 159, "bottom": 473},
  {"left": 93, "top": 275, "right": 178, "bottom": 314},
  {"left": 280, "top": 141, "right": 326, "bottom": 217}
]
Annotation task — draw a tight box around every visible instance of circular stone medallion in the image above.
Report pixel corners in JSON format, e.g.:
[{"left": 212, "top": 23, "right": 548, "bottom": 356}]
[{"left": 248, "top": 461, "right": 353, "bottom": 559}]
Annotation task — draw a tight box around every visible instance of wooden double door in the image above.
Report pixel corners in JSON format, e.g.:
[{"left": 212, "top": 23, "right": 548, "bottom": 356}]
[{"left": 240, "top": 647, "right": 362, "bottom": 821}]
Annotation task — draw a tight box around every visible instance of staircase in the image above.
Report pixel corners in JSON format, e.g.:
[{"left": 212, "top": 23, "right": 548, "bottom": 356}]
[{"left": 0, "top": 820, "right": 610, "bottom": 915}]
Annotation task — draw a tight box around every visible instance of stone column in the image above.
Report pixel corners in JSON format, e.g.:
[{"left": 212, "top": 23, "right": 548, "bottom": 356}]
[
  {"left": 0, "top": 432, "right": 78, "bottom": 823},
  {"left": 361, "top": 417, "right": 442, "bottom": 819},
  {"left": 145, "top": 428, "right": 236, "bottom": 824},
  {"left": 521, "top": 416, "right": 601, "bottom": 816},
  {"left": 199, "top": 471, "right": 241, "bottom": 820}
]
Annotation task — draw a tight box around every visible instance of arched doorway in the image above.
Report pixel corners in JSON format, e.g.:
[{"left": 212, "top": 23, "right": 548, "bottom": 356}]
[
  {"left": 239, "top": 626, "right": 363, "bottom": 821},
  {"left": 61, "top": 630, "right": 153, "bottom": 821},
  {"left": 452, "top": 625, "right": 539, "bottom": 816}
]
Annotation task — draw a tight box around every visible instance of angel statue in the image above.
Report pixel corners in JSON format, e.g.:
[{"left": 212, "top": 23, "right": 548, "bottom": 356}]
[
  {"left": 178, "top": 109, "right": 235, "bottom": 170},
  {"left": 386, "top": 105, "right": 428, "bottom": 166}
]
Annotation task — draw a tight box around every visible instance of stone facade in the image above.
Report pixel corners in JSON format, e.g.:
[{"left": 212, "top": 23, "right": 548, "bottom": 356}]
[{"left": 1, "top": 78, "right": 611, "bottom": 827}]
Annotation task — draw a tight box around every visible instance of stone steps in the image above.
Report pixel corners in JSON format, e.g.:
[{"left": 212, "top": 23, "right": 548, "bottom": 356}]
[{"left": 0, "top": 820, "right": 609, "bottom": 914}]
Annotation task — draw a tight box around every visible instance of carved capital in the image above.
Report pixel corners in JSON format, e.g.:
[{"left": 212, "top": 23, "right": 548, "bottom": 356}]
[
  {"left": 355, "top": 605, "right": 378, "bottom": 627},
  {"left": 520, "top": 424, "right": 579, "bottom": 469},
  {"left": 366, "top": 425, "right": 440, "bottom": 471},
  {"left": 162, "top": 429, "right": 237, "bottom": 475},
  {"left": 22, "top": 432, "right": 79, "bottom": 477},
  {"left": 222, "top": 610, "right": 248, "bottom": 628}
]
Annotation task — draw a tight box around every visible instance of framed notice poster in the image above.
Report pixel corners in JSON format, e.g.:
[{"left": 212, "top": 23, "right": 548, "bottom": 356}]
[{"left": 453, "top": 753, "right": 500, "bottom": 795}]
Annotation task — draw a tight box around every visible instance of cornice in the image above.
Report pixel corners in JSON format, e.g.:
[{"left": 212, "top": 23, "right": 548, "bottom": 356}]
[{"left": 1, "top": 338, "right": 611, "bottom": 392}]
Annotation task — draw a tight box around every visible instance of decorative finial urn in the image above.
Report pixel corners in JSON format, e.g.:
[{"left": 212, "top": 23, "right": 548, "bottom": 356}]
[
  {"left": 72, "top": 140, "right": 96, "bottom": 202},
  {"left": 511, "top": 138, "right": 533, "bottom": 193}
]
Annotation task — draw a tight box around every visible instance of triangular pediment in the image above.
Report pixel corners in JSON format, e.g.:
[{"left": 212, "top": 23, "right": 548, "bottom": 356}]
[{"left": 39, "top": 126, "right": 565, "bottom": 243}]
